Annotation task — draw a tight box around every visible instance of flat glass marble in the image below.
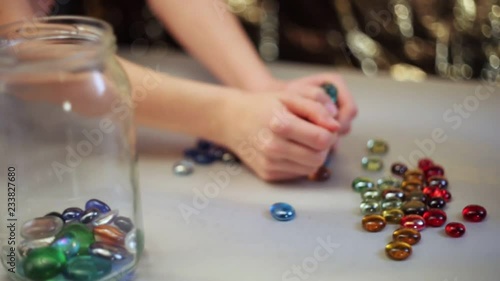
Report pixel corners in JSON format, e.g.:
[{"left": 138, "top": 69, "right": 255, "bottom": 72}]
[
  {"left": 23, "top": 247, "right": 66, "bottom": 280},
  {"left": 417, "top": 158, "right": 434, "bottom": 171},
  {"left": 85, "top": 199, "right": 111, "bottom": 214},
  {"left": 51, "top": 236, "right": 80, "bottom": 258},
  {"left": 401, "top": 215, "right": 426, "bottom": 231},
  {"left": 385, "top": 241, "right": 412, "bottom": 261},
  {"left": 423, "top": 209, "right": 447, "bottom": 227},
  {"left": 367, "top": 139, "right": 388, "bottom": 154},
  {"left": 445, "top": 222, "right": 466, "bottom": 238},
  {"left": 64, "top": 255, "right": 112, "bottom": 281},
  {"left": 93, "top": 225, "right": 126, "bottom": 246},
  {"left": 270, "top": 202, "right": 296, "bottom": 221},
  {"left": 377, "top": 177, "right": 401, "bottom": 190},
  {"left": 401, "top": 180, "right": 423, "bottom": 193},
  {"left": 352, "top": 177, "right": 375, "bottom": 193},
  {"left": 361, "top": 214, "right": 386, "bottom": 232},
  {"left": 424, "top": 165, "right": 445, "bottom": 179},
  {"left": 308, "top": 166, "right": 331, "bottom": 182},
  {"left": 401, "top": 200, "right": 427, "bottom": 216},
  {"left": 381, "top": 198, "right": 403, "bottom": 211},
  {"left": 173, "top": 160, "right": 195, "bottom": 176},
  {"left": 427, "top": 197, "right": 446, "bottom": 209},
  {"left": 321, "top": 83, "right": 338, "bottom": 103},
  {"left": 360, "top": 200, "right": 381, "bottom": 215},
  {"left": 404, "top": 169, "right": 424, "bottom": 182},
  {"left": 427, "top": 176, "right": 449, "bottom": 189},
  {"left": 56, "top": 223, "right": 95, "bottom": 255},
  {"left": 405, "top": 191, "right": 427, "bottom": 203},
  {"left": 393, "top": 227, "right": 421, "bottom": 245},
  {"left": 391, "top": 163, "right": 408, "bottom": 176},
  {"left": 361, "top": 189, "right": 382, "bottom": 201},
  {"left": 462, "top": 205, "right": 487, "bottom": 222},
  {"left": 382, "top": 189, "right": 405, "bottom": 201},
  {"left": 431, "top": 189, "right": 452, "bottom": 202},
  {"left": 382, "top": 209, "right": 405, "bottom": 224},
  {"left": 361, "top": 157, "right": 383, "bottom": 172},
  {"left": 21, "top": 216, "right": 64, "bottom": 240}
]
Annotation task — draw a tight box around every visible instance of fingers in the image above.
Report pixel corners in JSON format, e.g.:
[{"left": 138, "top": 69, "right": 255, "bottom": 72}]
[
  {"left": 252, "top": 155, "right": 312, "bottom": 182},
  {"left": 280, "top": 96, "right": 340, "bottom": 132},
  {"left": 260, "top": 137, "right": 329, "bottom": 167},
  {"left": 287, "top": 85, "right": 338, "bottom": 117}
]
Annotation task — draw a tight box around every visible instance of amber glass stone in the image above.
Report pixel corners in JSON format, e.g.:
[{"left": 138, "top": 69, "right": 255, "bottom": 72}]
[
  {"left": 401, "top": 215, "right": 426, "bottom": 231},
  {"left": 362, "top": 214, "right": 386, "bottom": 232},
  {"left": 418, "top": 158, "right": 434, "bottom": 171},
  {"left": 404, "top": 169, "right": 424, "bottom": 182},
  {"left": 431, "top": 189, "right": 452, "bottom": 202},
  {"left": 401, "top": 200, "right": 428, "bottom": 216},
  {"left": 401, "top": 180, "right": 423, "bottom": 193},
  {"left": 377, "top": 177, "right": 401, "bottom": 190},
  {"left": 383, "top": 209, "right": 405, "bottom": 224},
  {"left": 445, "top": 222, "right": 466, "bottom": 237},
  {"left": 382, "top": 189, "right": 405, "bottom": 201},
  {"left": 393, "top": 227, "right": 421, "bottom": 245},
  {"left": 427, "top": 197, "right": 446, "bottom": 209},
  {"left": 462, "top": 205, "right": 487, "bottom": 222},
  {"left": 423, "top": 209, "right": 447, "bottom": 227},
  {"left": 405, "top": 191, "right": 427, "bottom": 203},
  {"left": 391, "top": 163, "right": 408, "bottom": 177},
  {"left": 424, "top": 165, "right": 445, "bottom": 179},
  {"left": 93, "top": 225, "right": 126, "bottom": 246},
  {"left": 308, "top": 166, "right": 331, "bottom": 182},
  {"left": 427, "top": 176, "right": 449, "bottom": 189},
  {"left": 385, "top": 241, "right": 412, "bottom": 261}
]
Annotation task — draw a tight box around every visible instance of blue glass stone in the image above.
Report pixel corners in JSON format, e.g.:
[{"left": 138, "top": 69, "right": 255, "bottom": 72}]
[
  {"left": 62, "top": 208, "right": 83, "bottom": 223},
  {"left": 183, "top": 148, "right": 199, "bottom": 159},
  {"left": 270, "top": 202, "right": 296, "bottom": 221},
  {"left": 321, "top": 83, "right": 338, "bottom": 104},
  {"left": 79, "top": 208, "right": 101, "bottom": 224},
  {"left": 51, "top": 234, "right": 80, "bottom": 258},
  {"left": 193, "top": 152, "right": 216, "bottom": 165},
  {"left": 323, "top": 150, "right": 333, "bottom": 167},
  {"left": 207, "top": 146, "right": 225, "bottom": 160},
  {"left": 85, "top": 199, "right": 111, "bottom": 214},
  {"left": 196, "top": 140, "right": 213, "bottom": 151},
  {"left": 114, "top": 216, "right": 134, "bottom": 233},
  {"left": 92, "top": 210, "right": 119, "bottom": 227}
]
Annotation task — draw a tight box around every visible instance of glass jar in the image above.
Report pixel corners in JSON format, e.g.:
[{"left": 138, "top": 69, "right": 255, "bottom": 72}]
[{"left": 0, "top": 16, "right": 144, "bottom": 281}]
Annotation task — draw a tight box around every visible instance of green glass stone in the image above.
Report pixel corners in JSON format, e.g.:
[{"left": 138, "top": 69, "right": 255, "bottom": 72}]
[
  {"left": 352, "top": 177, "right": 375, "bottom": 193},
  {"left": 361, "top": 189, "right": 382, "bottom": 201},
  {"left": 64, "top": 256, "right": 112, "bottom": 281},
  {"left": 381, "top": 198, "right": 403, "bottom": 210},
  {"left": 367, "top": 139, "right": 389, "bottom": 154},
  {"left": 56, "top": 223, "right": 94, "bottom": 255},
  {"left": 377, "top": 177, "right": 401, "bottom": 190},
  {"left": 321, "top": 83, "right": 338, "bottom": 104},
  {"left": 361, "top": 157, "right": 384, "bottom": 172},
  {"left": 360, "top": 200, "right": 381, "bottom": 215},
  {"left": 23, "top": 247, "right": 66, "bottom": 280}
]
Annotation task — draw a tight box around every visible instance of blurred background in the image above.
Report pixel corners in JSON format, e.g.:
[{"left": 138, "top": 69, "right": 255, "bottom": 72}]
[{"left": 55, "top": 0, "right": 499, "bottom": 82}]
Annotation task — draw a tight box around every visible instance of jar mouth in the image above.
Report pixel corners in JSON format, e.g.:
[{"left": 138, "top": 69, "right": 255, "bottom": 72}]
[{"left": 0, "top": 16, "right": 115, "bottom": 73}]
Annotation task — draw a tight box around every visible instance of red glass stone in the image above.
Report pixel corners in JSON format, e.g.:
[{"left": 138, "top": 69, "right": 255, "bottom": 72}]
[
  {"left": 431, "top": 189, "right": 452, "bottom": 202},
  {"left": 427, "top": 176, "right": 448, "bottom": 189},
  {"left": 445, "top": 222, "right": 466, "bottom": 238},
  {"left": 391, "top": 163, "right": 408, "bottom": 177},
  {"left": 462, "top": 205, "right": 487, "bottom": 222},
  {"left": 418, "top": 158, "right": 434, "bottom": 171},
  {"left": 424, "top": 165, "right": 445, "bottom": 179},
  {"left": 400, "top": 215, "right": 426, "bottom": 231},
  {"left": 422, "top": 186, "right": 437, "bottom": 196},
  {"left": 423, "top": 209, "right": 447, "bottom": 227}
]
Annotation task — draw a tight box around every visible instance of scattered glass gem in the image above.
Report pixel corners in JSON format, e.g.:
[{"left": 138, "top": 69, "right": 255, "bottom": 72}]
[
  {"left": 401, "top": 215, "right": 426, "bottom": 231},
  {"left": 391, "top": 163, "right": 408, "bottom": 177},
  {"left": 64, "top": 255, "right": 112, "bottom": 281},
  {"left": 404, "top": 169, "right": 424, "bottom": 182},
  {"left": 423, "top": 209, "right": 447, "bottom": 227},
  {"left": 362, "top": 214, "right": 386, "bottom": 232},
  {"left": 401, "top": 180, "right": 423, "bottom": 193},
  {"left": 173, "top": 160, "right": 195, "bottom": 176},
  {"left": 382, "top": 209, "right": 405, "bottom": 224},
  {"left": 56, "top": 223, "right": 95, "bottom": 255},
  {"left": 424, "top": 165, "right": 445, "bottom": 179},
  {"left": 381, "top": 198, "right": 403, "bottom": 211},
  {"left": 427, "top": 197, "right": 446, "bottom": 209},
  {"left": 322, "top": 150, "right": 333, "bottom": 167},
  {"left": 89, "top": 242, "right": 130, "bottom": 262},
  {"left": 79, "top": 208, "right": 101, "bottom": 224},
  {"left": 377, "top": 177, "right": 401, "bottom": 190},
  {"left": 114, "top": 216, "right": 134, "bottom": 233},
  {"left": 367, "top": 139, "right": 388, "bottom": 154},
  {"left": 382, "top": 189, "right": 405, "bottom": 201},
  {"left": 85, "top": 199, "right": 111, "bottom": 214},
  {"left": 18, "top": 237, "right": 55, "bottom": 258},
  {"left": 45, "top": 212, "right": 65, "bottom": 223},
  {"left": 445, "top": 222, "right": 466, "bottom": 238},
  {"left": 418, "top": 158, "right": 434, "bottom": 171},
  {"left": 92, "top": 210, "right": 119, "bottom": 227},
  {"left": 401, "top": 200, "right": 428, "bottom": 216},
  {"left": 270, "top": 202, "right": 296, "bottom": 221},
  {"left": 385, "top": 241, "right": 412, "bottom": 261},
  {"left": 193, "top": 152, "right": 217, "bottom": 165},
  {"left": 94, "top": 225, "right": 126, "bottom": 246},
  {"left": 197, "top": 139, "right": 212, "bottom": 150},
  {"left": 393, "top": 227, "right": 421, "bottom": 245},
  {"left": 431, "top": 189, "right": 452, "bottom": 202},
  {"left": 125, "top": 229, "right": 138, "bottom": 254},
  {"left": 361, "top": 189, "right": 382, "bottom": 201},
  {"left": 222, "top": 152, "right": 237, "bottom": 163},
  {"left": 361, "top": 156, "right": 383, "bottom": 172},
  {"left": 360, "top": 200, "right": 381, "bottom": 215},
  {"left": 321, "top": 83, "right": 338, "bottom": 103},
  {"left": 21, "top": 216, "right": 64, "bottom": 240},
  {"left": 462, "top": 205, "right": 487, "bottom": 222},
  {"left": 352, "top": 177, "right": 375, "bottom": 193},
  {"left": 183, "top": 148, "right": 198, "bottom": 159},
  {"left": 427, "top": 176, "right": 449, "bottom": 189},
  {"left": 62, "top": 207, "right": 84, "bottom": 223},
  {"left": 51, "top": 235, "right": 80, "bottom": 258},
  {"left": 422, "top": 186, "right": 437, "bottom": 197},
  {"left": 308, "top": 166, "right": 331, "bottom": 182},
  {"left": 23, "top": 247, "right": 66, "bottom": 280},
  {"left": 207, "top": 146, "right": 225, "bottom": 160},
  {"left": 406, "top": 191, "right": 427, "bottom": 203}
]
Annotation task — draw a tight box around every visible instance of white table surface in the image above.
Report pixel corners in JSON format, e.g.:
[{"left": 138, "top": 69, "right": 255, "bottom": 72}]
[{"left": 3, "top": 48, "right": 500, "bottom": 281}]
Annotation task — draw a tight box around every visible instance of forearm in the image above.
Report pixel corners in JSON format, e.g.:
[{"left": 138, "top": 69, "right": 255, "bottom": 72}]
[{"left": 147, "top": 0, "right": 278, "bottom": 91}]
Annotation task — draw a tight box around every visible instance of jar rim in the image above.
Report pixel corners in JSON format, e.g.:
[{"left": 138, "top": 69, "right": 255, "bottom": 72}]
[{"left": 0, "top": 16, "right": 116, "bottom": 73}]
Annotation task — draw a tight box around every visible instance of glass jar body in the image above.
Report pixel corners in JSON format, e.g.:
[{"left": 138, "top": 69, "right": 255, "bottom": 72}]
[{"left": 0, "top": 16, "right": 143, "bottom": 281}]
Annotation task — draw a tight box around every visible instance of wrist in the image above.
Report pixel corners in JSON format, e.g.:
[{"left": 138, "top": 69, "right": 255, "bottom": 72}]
[{"left": 241, "top": 75, "right": 285, "bottom": 93}]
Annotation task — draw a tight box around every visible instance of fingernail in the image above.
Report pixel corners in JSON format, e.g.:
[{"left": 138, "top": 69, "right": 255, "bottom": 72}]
[{"left": 325, "top": 103, "right": 338, "bottom": 117}]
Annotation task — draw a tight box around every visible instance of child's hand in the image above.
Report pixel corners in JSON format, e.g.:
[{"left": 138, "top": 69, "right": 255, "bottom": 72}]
[{"left": 218, "top": 93, "right": 339, "bottom": 181}]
